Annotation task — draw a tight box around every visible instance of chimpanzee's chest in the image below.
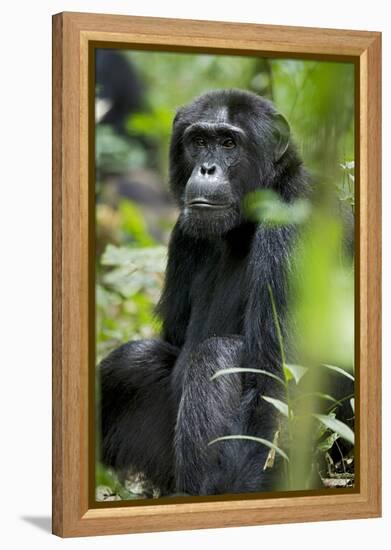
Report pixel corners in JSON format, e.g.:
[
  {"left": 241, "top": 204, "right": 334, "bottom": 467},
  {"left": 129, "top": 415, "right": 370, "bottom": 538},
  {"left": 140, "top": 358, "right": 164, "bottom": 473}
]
[{"left": 185, "top": 252, "right": 249, "bottom": 344}]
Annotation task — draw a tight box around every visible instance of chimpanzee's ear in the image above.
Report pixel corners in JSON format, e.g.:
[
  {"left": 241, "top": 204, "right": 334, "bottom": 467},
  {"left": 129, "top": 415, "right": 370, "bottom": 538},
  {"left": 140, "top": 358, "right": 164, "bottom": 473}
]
[{"left": 272, "top": 112, "right": 290, "bottom": 161}]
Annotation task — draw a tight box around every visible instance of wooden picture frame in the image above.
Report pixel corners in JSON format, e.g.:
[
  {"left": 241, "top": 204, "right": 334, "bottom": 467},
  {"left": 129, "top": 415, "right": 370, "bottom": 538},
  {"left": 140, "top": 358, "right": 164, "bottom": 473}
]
[{"left": 52, "top": 11, "right": 382, "bottom": 537}]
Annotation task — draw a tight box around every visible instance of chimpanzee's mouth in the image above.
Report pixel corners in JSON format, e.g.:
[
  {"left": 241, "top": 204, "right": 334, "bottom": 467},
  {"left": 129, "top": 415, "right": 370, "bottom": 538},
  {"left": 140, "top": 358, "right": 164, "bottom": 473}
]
[{"left": 187, "top": 199, "right": 231, "bottom": 210}]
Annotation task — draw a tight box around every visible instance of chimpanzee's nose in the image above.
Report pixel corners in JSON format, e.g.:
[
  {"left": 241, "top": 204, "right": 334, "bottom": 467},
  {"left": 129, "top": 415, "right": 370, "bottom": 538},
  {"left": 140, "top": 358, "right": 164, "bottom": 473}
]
[{"left": 200, "top": 163, "right": 216, "bottom": 176}]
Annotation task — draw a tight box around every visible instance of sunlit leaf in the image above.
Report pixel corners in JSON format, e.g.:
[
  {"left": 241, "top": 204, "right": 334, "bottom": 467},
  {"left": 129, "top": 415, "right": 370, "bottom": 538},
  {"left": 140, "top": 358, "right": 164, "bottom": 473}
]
[
  {"left": 322, "top": 363, "right": 354, "bottom": 381},
  {"left": 211, "top": 367, "right": 285, "bottom": 386},
  {"left": 119, "top": 201, "right": 155, "bottom": 246},
  {"left": 262, "top": 396, "right": 289, "bottom": 417},
  {"left": 244, "top": 189, "right": 311, "bottom": 226},
  {"left": 284, "top": 363, "right": 308, "bottom": 384},
  {"left": 313, "top": 414, "right": 354, "bottom": 445},
  {"left": 102, "top": 244, "right": 167, "bottom": 271}
]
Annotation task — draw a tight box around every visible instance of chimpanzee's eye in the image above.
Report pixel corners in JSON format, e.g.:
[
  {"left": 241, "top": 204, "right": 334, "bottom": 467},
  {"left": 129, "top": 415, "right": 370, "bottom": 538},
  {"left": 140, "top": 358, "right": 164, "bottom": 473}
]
[
  {"left": 222, "top": 138, "right": 236, "bottom": 149},
  {"left": 194, "top": 136, "right": 207, "bottom": 147}
]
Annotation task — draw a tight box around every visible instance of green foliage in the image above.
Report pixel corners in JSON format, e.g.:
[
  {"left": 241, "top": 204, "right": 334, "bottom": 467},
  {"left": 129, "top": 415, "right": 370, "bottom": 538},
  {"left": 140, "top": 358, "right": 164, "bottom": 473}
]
[
  {"left": 127, "top": 107, "right": 173, "bottom": 176},
  {"left": 101, "top": 243, "right": 167, "bottom": 272},
  {"left": 211, "top": 189, "right": 355, "bottom": 490},
  {"left": 123, "top": 52, "right": 272, "bottom": 179},
  {"left": 244, "top": 190, "right": 311, "bottom": 226},
  {"left": 292, "top": 211, "right": 354, "bottom": 368},
  {"left": 284, "top": 363, "right": 308, "bottom": 384},
  {"left": 270, "top": 60, "right": 355, "bottom": 177},
  {"left": 96, "top": 125, "right": 147, "bottom": 175},
  {"left": 118, "top": 202, "right": 156, "bottom": 247},
  {"left": 96, "top": 198, "right": 168, "bottom": 362},
  {"left": 313, "top": 414, "right": 354, "bottom": 446},
  {"left": 96, "top": 243, "right": 165, "bottom": 361},
  {"left": 96, "top": 463, "right": 140, "bottom": 501},
  {"left": 322, "top": 363, "right": 355, "bottom": 381},
  {"left": 262, "top": 396, "right": 290, "bottom": 418},
  {"left": 212, "top": 323, "right": 355, "bottom": 490},
  {"left": 95, "top": 51, "right": 356, "bottom": 497}
]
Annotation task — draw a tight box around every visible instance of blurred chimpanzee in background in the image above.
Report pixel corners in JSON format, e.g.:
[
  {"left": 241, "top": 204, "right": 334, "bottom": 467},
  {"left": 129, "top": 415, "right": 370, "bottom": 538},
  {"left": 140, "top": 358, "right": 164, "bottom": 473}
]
[{"left": 95, "top": 49, "right": 176, "bottom": 247}]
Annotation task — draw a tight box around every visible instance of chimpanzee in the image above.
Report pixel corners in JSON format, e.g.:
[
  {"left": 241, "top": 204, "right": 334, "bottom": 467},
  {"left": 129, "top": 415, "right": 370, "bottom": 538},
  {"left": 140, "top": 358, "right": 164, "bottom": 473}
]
[
  {"left": 96, "top": 49, "right": 144, "bottom": 134},
  {"left": 99, "top": 89, "right": 310, "bottom": 496}
]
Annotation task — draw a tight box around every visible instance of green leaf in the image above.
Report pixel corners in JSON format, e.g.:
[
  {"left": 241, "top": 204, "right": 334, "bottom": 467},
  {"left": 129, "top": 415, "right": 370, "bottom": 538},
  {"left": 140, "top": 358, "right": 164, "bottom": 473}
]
[
  {"left": 101, "top": 244, "right": 167, "bottom": 270},
  {"left": 96, "top": 463, "right": 118, "bottom": 491},
  {"left": 262, "top": 396, "right": 289, "bottom": 417},
  {"left": 208, "top": 435, "right": 289, "bottom": 462},
  {"left": 210, "top": 367, "right": 285, "bottom": 387},
  {"left": 284, "top": 363, "right": 308, "bottom": 384},
  {"left": 118, "top": 201, "right": 155, "bottom": 247},
  {"left": 244, "top": 189, "right": 311, "bottom": 226},
  {"left": 317, "top": 431, "right": 340, "bottom": 453},
  {"left": 350, "top": 398, "right": 355, "bottom": 413},
  {"left": 322, "top": 363, "right": 355, "bottom": 381},
  {"left": 313, "top": 414, "right": 354, "bottom": 445},
  {"left": 315, "top": 412, "right": 336, "bottom": 439}
]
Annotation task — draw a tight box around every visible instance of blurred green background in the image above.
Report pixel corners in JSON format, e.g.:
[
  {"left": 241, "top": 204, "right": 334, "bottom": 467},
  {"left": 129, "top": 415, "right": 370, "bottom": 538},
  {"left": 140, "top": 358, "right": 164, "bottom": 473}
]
[{"left": 95, "top": 49, "right": 355, "bottom": 500}]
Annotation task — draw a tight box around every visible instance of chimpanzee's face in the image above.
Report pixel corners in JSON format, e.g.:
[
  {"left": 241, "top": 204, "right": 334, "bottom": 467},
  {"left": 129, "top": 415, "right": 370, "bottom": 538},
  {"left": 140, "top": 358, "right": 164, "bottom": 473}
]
[{"left": 169, "top": 90, "right": 290, "bottom": 238}]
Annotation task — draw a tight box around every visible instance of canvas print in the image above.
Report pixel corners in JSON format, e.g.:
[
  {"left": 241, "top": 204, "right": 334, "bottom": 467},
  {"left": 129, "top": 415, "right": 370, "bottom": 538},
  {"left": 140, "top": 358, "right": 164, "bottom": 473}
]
[{"left": 94, "top": 48, "right": 355, "bottom": 502}]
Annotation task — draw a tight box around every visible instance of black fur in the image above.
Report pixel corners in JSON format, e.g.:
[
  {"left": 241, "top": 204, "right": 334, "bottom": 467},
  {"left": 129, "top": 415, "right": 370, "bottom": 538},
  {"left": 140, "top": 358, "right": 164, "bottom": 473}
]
[
  {"left": 100, "top": 89, "right": 309, "bottom": 496},
  {"left": 96, "top": 50, "right": 144, "bottom": 134}
]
